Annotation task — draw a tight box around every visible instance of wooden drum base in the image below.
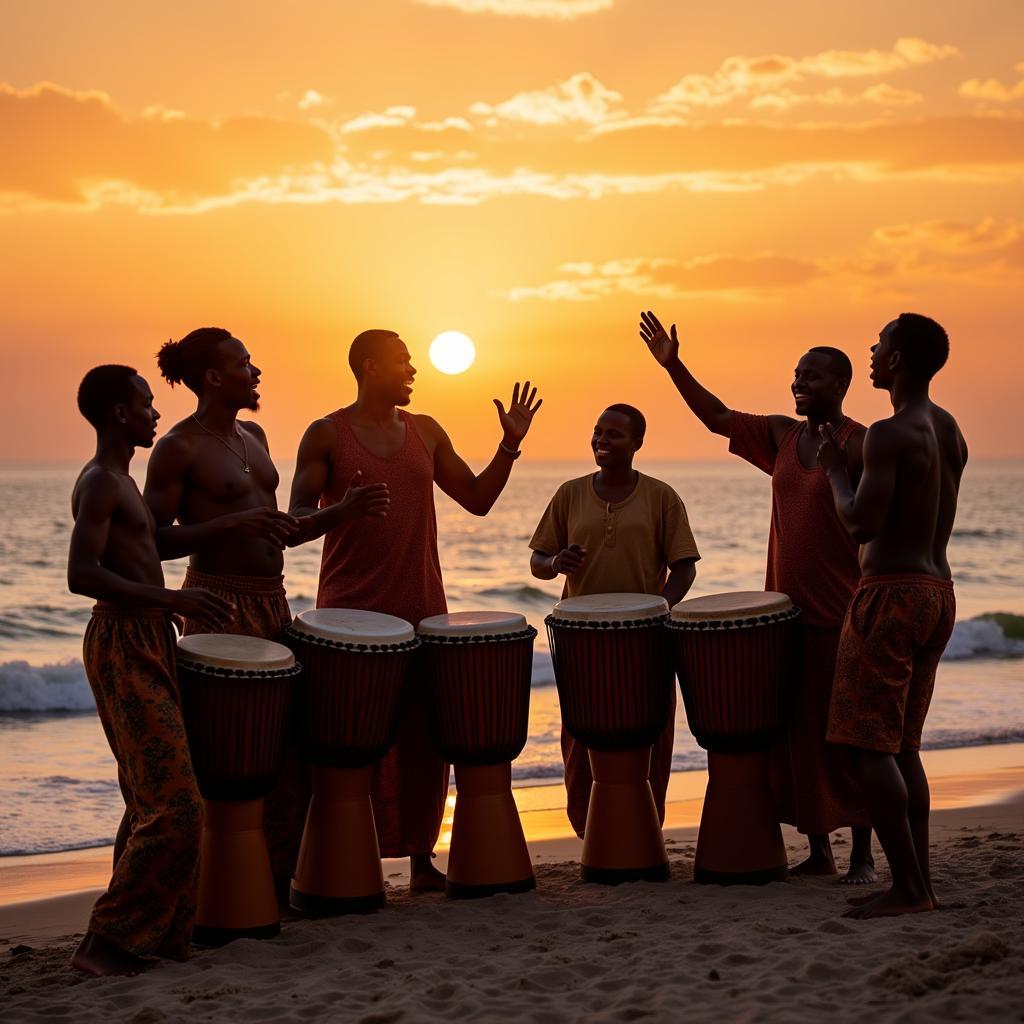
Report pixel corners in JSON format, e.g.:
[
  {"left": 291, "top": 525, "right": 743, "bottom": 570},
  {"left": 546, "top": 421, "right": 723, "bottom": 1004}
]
[
  {"left": 581, "top": 747, "right": 670, "bottom": 885},
  {"left": 290, "top": 765, "right": 385, "bottom": 916},
  {"left": 193, "top": 798, "right": 279, "bottom": 947},
  {"left": 445, "top": 763, "right": 535, "bottom": 899},
  {"left": 694, "top": 751, "right": 788, "bottom": 885}
]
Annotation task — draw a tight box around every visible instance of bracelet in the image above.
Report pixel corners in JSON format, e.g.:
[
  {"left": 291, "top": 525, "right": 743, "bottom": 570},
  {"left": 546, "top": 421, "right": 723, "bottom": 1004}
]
[
  {"left": 499, "top": 441, "right": 522, "bottom": 459},
  {"left": 551, "top": 553, "right": 561, "bottom": 573}
]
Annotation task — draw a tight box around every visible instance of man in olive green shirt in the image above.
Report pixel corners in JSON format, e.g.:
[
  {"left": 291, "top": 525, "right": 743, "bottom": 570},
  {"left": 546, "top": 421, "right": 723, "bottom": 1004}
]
[{"left": 530, "top": 404, "right": 700, "bottom": 836}]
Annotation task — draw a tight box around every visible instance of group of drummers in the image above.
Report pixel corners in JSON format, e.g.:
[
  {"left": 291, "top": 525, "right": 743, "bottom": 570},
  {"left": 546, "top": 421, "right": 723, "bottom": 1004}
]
[{"left": 66, "top": 310, "right": 966, "bottom": 976}]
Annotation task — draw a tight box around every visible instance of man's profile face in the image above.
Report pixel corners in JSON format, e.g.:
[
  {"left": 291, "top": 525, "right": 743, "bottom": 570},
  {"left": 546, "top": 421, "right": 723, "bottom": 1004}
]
[
  {"left": 120, "top": 375, "right": 160, "bottom": 448},
  {"left": 210, "top": 336, "right": 261, "bottom": 411},
  {"left": 870, "top": 321, "right": 899, "bottom": 391},
  {"left": 370, "top": 337, "right": 417, "bottom": 406}
]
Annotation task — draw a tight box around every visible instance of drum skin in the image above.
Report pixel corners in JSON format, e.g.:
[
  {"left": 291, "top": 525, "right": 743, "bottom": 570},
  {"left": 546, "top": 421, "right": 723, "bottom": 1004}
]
[
  {"left": 421, "top": 630, "right": 535, "bottom": 765},
  {"left": 179, "top": 660, "right": 300, "bottom": 801},
  {"left": 546, "top": 617, "right": 673, "bottom": 751},
  {"left": 286, "top": 634, "right": 414, "bottom": 769},
  {"left": 669, "top": 616, "right": 796, "bottom": 754}
]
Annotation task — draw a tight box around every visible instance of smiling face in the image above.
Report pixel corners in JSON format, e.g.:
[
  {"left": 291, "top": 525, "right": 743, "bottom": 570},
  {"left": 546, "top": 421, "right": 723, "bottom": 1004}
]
[
  {"left": 366, "top": 336, "right": 417, "bottom": 406},
  {"left": 592, "top": 408, "right": 641, "bottom": 470},
  {"left": 119, "top": 374, "right": 160, "bottom": 448},
  {"left": 791, "top": 351, "right": 846, "bottom": 417},
  {"left": 210, "top": 336, "right": 261, "bottom": 411}
]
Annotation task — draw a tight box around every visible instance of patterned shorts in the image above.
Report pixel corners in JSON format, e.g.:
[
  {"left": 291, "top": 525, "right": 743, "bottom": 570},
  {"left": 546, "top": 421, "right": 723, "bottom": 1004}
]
[{"left": 827, "top": 574, "right": 955, "bottom": 754}]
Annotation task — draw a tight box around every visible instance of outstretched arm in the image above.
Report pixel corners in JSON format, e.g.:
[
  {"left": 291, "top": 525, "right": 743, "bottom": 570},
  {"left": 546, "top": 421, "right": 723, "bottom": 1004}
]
[
  {"left": 818, "top": 421, "right": 898, "bottom": 543},
  {"left": 639, "top": 311, "right": 733, "bottom": 437},
  {"left": 287, "top": 418, "right": 390, "bottom": 544},
  {"left": 432, "top": 381, "right": 543, "bottom": 516}
]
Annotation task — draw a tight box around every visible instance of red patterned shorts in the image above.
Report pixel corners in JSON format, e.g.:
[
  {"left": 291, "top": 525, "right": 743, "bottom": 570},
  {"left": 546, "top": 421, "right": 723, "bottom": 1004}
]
[{"left": 827, "top": 574, "right": 955, "bottom": 754}]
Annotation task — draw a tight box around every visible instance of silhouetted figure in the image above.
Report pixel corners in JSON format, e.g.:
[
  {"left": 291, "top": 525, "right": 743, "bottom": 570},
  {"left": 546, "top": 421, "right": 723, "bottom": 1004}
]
[
  {"left": 529, "top": 404, "right": 700, "bottom": 836},
  {"left": 639, "top": 310, "right": 875, "bottom": 882},
  {"left": 145, "top": 327, "right": 313, "bottom": 899},
  {"left": 289, "top": 329, "right": 541, "bottom": 892},
  {"left": 68, "top": 366, "right": 232, "bottom": 976},
  {"left": 818, "top": 313, "right": 966, "bottom": 919}
]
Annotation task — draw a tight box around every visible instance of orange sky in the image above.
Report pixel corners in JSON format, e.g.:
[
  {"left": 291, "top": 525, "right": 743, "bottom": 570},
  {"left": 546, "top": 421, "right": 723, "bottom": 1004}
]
[{"left": 2, "top": 0, "right": 1022, "bottom": 461}]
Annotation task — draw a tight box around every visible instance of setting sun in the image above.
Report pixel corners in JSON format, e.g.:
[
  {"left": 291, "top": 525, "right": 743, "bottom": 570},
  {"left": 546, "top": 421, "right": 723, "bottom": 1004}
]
[{"left": 429, "top": 331, "right": 476, "bottom": 375}]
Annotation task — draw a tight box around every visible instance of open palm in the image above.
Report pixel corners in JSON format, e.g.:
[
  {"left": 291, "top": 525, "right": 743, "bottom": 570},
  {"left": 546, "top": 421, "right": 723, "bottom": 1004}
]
[
  {"left": 494, "top": 381, "right": 542, "bottom": 444},
  {"left": 640, "top": 310, "right": 679, "bottom": 367}
]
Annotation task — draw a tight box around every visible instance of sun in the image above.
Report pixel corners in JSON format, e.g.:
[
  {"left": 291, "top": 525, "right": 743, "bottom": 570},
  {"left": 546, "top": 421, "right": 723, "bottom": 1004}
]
[{"left": 429, "top": 331, "right": 476, "bottom": 375}]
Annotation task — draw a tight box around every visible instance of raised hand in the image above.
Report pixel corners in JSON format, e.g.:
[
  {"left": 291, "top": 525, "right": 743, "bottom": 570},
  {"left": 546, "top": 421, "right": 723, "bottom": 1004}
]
[
  {"left": 231, "top": 507, "right": 300, "bottom": 548},
  {"left": 816, "top": 423, "right": 847, "bottom": 473},
  {"left": 494, "top": 381, "right": 543, "bottom": 447},
  {"left": 339, "top": 470, "right": 390, "bottom": 519},
  {"left": 553, "top": 543, "right": 587, "bottom": 576},
  {"left": 173, "top": 588, "right": 236, "bottom": 631},
  {"left": 639, "top": 310, "right": 679, "bottom": 367}
]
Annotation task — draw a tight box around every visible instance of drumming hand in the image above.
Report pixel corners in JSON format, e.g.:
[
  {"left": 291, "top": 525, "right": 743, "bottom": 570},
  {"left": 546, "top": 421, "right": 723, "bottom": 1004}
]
[
  {"left": 816, "top": 423, "right": 847, "bottom": 473},
  {"left": 494, "top": 381, "right": 543, "bottom": 447},
  {"left": 339, "top": 471, "right": 390, "bottom": 519},
  {"left": 552, "top": 544, "right": 587, "bottom": 576},
  {"left": 173, "top": 588, "right": 236, "bottom": 631},
  {"left": 230, "top": 507, "right": 300, "bottom": 547},
  {"left": 639, "top": 310, "right": 679, "bottom": 368}
]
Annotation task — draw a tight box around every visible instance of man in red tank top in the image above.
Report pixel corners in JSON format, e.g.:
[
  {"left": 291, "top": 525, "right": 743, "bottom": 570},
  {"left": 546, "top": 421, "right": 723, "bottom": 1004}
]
[
  {"left": 637, "top": 310, "right": 875, "bottom": 884},
  {"left": 289, "top": 329, "right": 542, "bottom": 892}
]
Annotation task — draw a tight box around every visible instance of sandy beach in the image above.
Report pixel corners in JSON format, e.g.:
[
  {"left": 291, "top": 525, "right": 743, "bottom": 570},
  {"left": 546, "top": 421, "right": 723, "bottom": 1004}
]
[{"left": 2, "top": 745, "right": 1022, "bottom": 1023}]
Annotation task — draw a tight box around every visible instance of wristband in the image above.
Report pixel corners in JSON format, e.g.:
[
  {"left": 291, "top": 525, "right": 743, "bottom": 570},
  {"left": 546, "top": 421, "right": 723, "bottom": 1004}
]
[{"left": 499, "top": 441, "right": 522, "bottom": 459}]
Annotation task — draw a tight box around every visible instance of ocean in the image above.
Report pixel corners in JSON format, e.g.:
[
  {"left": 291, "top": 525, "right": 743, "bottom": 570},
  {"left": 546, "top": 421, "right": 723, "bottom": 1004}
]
[{"left": 1, "top": 459, "right": 1022, "bottom": 857}]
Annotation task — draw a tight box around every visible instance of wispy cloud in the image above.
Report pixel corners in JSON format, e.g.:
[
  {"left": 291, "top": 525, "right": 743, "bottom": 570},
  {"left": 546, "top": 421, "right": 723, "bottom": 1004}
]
[
  {"left": 652, "top": 38, "right": 958, "bottom": 114},
  {"left": 470, "top": 73, "right": 625, "bottom": 126},
  {"left": 503, "top": 218, "right": 1024, "bottom": 301},
  {"left": 411, "top": 0, "right": 612, "bottom": 19},
  {"left": 959, "top": 63, "right": 1024, "bottom": 102}
]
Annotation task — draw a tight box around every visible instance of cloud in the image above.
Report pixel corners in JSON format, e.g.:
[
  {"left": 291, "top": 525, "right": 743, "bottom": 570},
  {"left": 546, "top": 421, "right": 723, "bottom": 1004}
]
[
  {"left": 959, "top": 77, "right": 1024, "bottom": 102},
  {"left": 470, "top": 72, "right": 625, "bottom": 126},
  {"left": 653, "top": 38, "right": 958, "bottom": 113},
  {"left": 298, "top": 89, "right": 326, "bottom": 111},
  {"left": 411, "top": 0, "right": 612, "bottom": 18},
  {"left": 504, "top": 218, "right": 1024, "bottom": 302},
  {"left": 750, "top": 83, "right": 923, "bottom": 111},
  {"left": 4, "top": 80, "right": 1023, "bottom": 214}
]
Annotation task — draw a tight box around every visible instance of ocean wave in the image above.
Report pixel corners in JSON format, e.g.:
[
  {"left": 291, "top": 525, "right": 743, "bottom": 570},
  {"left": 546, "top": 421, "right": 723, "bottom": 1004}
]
[
  {"left": 0, "top": 612, "right": 1017, "bottom": 713},
  {"left": 475, "top": 584, "right": 557, "bottom": 607},
  {"left": 1, "top": 836, "right": 115, "bottom": 857}
]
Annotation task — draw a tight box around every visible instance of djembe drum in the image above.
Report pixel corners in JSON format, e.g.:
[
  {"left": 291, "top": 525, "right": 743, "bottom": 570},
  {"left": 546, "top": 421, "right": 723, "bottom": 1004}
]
[
  {"left": 418, "top": 611, "right": 537, "bottom": 899},
  {"left": 177, "top": 633, "right": 301, "bottom": 946},
  {"left": 546, "top": 593, "right": 673, "bottom": 884},
  {"left": 668, "top": 591, "right": 800, "bottom": 885},
  {"left": 285, "top": 608, "right": 417, "bottom": 915}
]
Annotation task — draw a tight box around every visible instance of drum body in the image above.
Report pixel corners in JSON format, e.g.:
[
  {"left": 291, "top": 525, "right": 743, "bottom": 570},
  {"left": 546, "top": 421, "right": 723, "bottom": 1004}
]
[
  {"left": 177, "top": 634, "right": 301, "bottom": 946},
  {"left": 419, "top": 611, "right": 536, "bottom": 899},
  {"left": 546, "top": 594, "right": 673, "bottom": 884},
  {"left": 285, "top": 609, "right": 417, "bottom": 915},
  {"left": 669, "top": 591, "right": 800, "bottom": 885}
]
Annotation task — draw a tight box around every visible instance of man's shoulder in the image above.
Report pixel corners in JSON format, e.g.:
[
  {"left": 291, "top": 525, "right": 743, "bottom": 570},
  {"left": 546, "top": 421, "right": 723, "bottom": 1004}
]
[
  {"left": 637, "top": 472, "right": 682, "bottom": 502},
  {"left": 151, "top": 423, "right": 199, "bottom": 461}
]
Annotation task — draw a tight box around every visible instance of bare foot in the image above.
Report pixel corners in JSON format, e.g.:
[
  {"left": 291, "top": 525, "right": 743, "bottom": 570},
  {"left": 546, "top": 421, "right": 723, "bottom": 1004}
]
[
  {"left": 70, "top": 932, "right": 148, "bottom": 976},
  {"left": 842, "top": 887, "right": 935, "bottom": 919},
  {"left": 846, "top": 891, "right": 879, "bottom": 906},
  {"left": 840, "top": 856, "right": 878, "bottom": 885},
  {"left": 790, "top": 852, "right": 837, "bottom": 877},
  {"left": 409, "top": 854, "right": 446, "bottom": 894}
]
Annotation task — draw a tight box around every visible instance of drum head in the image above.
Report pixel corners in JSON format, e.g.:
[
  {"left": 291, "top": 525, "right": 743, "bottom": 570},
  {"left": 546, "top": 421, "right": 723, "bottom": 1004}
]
[
  {"left": 670, "top": 591, "right": 794, "bottom": 623},
  {"left": 178, "top": 633, "right": 296, "bottom": 671},
  {"left": 291, "top": 608, "right": 415, "bottom": 647},
  {"left": 418, "top": 610, "right": 528, "bottom": 638},
  {"left": 551, "top": 592, "right": 668, "bottom": 623}
]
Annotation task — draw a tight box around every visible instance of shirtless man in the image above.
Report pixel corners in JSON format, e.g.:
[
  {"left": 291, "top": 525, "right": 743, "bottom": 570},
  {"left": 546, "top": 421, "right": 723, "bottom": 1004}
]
[
  {"left": 639, "top": 310, "right": 874, "bottom": 882},
  {"left": 144, "top": 327, "right": 385, "bottom": 897},
  {"left": 68, "top": 365, "right": 233, "bottom": 975},
  {"left": 818, "top": 313, "right": 966, "bottom": 919},
  {"left": 289, "top": 328, "right": 542, "bottom": 891}
]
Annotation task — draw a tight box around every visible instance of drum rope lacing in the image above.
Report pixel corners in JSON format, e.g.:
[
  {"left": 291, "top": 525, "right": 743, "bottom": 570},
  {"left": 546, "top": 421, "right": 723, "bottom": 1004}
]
[
  {"left": 666, "top": 606, "right": 801, "bottom": 632},
  {"left": 176, "top": 657, "right": 304, "bottom": 679},
  {"left": 283, "top": 627, "right": 420, "bottom": 654},
  {"left": 417, "top": 627, "right": 538, "bottom": 645},
  {"left": 544, "top": 614, "right": 669, "bottom": 631}
]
